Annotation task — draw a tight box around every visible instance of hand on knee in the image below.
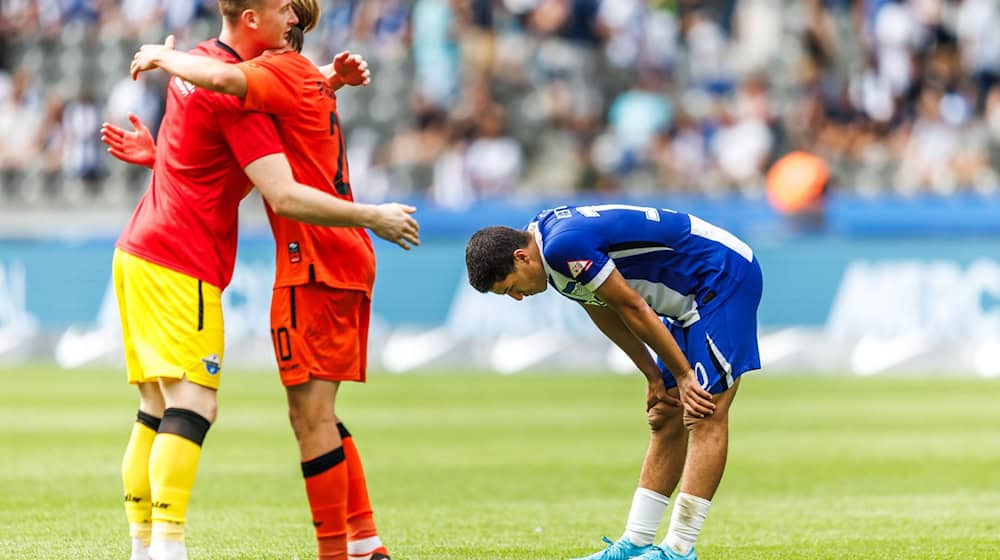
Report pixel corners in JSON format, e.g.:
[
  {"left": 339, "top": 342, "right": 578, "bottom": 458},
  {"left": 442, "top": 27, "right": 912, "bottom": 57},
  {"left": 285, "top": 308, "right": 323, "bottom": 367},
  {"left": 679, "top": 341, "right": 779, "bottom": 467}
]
[
  {"left": 682, "top": 409, "right": 727, "bottom": 433},
  {"left": 647, "top": 402, "right": 682, "bottom": 433}
]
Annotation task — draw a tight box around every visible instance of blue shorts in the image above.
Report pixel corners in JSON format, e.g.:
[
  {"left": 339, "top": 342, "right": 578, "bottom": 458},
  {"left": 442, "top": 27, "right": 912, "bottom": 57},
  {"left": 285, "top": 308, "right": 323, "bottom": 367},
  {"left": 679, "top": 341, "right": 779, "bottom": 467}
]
[{"left": 659, "top": 257, "right": 763, "bottom": 395}]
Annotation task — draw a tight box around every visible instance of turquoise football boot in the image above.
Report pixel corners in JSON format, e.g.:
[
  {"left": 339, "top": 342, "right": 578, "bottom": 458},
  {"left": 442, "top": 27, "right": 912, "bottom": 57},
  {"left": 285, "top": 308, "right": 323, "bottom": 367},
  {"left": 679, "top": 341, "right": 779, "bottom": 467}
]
[
  {"left": 569, "top": 536, "right": 653, "bottom": 560},
  {"left": 634, "top": 545, "right": 698, "bottom": 560}
]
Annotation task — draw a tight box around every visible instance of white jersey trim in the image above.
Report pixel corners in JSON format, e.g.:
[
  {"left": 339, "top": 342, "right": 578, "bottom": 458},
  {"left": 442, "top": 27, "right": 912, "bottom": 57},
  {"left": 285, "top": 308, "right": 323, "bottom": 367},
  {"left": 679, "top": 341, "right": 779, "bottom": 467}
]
[
  {"left": 628, "top": 278, "right": 701, "bottom": 327},
  {"left": 583, "top": 258, "right": 616, "bottom": 292},
  {"left": 609, "top": 246, "right": 674, "bottom": 259},
  {"left": 688, "top": 215, "right": 754, "bottom": 262},
  {"left": 532, "top": 222, "right": 564, "bottom": 288},
  {"left": 706, "top": 333, "right": 735, "bottom": 388}
]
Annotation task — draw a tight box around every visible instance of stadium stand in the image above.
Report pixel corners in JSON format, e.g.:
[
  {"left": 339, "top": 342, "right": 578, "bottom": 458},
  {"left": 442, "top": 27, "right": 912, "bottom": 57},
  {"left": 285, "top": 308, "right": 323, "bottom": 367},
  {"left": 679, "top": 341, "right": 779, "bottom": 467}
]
[{"left": 1, "top": 0, "right": 998, "bottom": 213}]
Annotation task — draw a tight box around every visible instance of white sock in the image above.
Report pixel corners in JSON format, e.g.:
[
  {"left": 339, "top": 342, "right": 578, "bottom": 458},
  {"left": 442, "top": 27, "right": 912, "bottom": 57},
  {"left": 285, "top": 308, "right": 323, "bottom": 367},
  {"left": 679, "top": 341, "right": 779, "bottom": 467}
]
[
  {"left": 130, "top": 537, "right": 150, "bottom": 560},
  {"left": 148, "top": 538, "right": 188, "bottom": 560},
  {"left": 348, "top": 535, "right": 384, "bottom": 556},
  {"left": 623, "top": 487, "right": 670, "bottom": 546},
  {"left": 662, "top": 492, "right": 711, "bottom": 555}
]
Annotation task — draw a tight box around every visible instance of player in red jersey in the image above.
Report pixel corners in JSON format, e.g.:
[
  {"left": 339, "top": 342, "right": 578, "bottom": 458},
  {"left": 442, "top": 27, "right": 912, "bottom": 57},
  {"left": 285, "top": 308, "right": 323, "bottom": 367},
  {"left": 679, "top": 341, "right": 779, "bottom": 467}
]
[
  {"left": 103, "top": 2, "right": 419, "bottom": 560},
  {"left": 110, "top": 2, "right": 406, "bottom": 559}
]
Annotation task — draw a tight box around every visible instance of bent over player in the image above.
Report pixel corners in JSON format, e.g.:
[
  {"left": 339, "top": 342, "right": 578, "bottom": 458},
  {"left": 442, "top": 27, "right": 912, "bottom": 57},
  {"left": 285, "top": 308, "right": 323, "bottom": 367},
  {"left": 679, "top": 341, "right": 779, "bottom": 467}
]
[{"left": 465, "top": 204, "right": 763, "bottom": 560}]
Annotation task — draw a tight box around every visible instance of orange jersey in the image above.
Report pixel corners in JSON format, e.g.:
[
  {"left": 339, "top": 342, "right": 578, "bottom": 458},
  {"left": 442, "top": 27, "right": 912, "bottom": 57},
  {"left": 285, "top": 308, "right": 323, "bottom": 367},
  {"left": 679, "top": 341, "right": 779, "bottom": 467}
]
[{"left": 238, "top": 51, "right": 375, "bottom": 294}]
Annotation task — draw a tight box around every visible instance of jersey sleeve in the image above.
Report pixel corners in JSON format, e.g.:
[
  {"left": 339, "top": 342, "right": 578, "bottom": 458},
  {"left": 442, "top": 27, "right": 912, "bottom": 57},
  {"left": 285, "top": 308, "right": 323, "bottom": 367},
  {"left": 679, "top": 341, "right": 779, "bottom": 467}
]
[
  {"left": 238, "top": 55, "right": 300, "bottom": 116},
  {"left": 214, "top": 95, "right": 284, "bottom": 167},
  {"left": 542, "top": 227, "right": 616, "bottom": 293}
]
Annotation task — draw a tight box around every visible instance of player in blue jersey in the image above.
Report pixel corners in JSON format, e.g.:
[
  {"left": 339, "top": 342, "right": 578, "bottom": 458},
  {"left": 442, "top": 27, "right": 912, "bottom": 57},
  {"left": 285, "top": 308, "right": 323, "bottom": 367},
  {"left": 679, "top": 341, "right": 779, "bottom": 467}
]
[{"left": 465, "top": 204, "right": 763, "bottom": 560}]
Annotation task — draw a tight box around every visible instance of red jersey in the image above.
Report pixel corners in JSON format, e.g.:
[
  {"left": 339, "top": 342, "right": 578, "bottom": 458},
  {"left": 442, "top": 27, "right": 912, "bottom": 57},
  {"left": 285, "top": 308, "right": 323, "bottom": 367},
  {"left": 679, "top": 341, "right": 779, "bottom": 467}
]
[
  {"left": 117, "top": 39, "right": 283, "bottom": 289},
  {"left": 238, "top": 51, "right": 376, "bottom": 295}
]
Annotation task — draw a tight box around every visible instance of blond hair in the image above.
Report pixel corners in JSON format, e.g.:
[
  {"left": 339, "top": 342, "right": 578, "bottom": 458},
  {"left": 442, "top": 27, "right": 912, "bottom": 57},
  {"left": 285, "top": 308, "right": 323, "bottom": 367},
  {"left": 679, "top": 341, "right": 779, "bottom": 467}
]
[{"left": 287, "top": 0, "right": 321, "bottom": 52}]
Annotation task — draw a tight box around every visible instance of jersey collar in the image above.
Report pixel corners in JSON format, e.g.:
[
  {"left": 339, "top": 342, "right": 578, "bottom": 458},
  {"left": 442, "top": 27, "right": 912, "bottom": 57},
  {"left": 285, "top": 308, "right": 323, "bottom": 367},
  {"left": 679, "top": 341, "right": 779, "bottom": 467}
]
[
  {"left": 214, "top": 39, "right": 243, "bottom": 61},
  {"left": 528, "top": 222, "right": 555, "bottom": 282}
]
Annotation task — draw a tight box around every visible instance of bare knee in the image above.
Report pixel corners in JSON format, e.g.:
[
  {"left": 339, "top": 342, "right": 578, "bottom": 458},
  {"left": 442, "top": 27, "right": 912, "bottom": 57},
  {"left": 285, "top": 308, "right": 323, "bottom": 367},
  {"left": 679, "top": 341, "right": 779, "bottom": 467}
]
[
  {"left": 137, "top": 382, "right": 166, "bottom": 417},
  {"left": 288, "top": 400, "right": 335, "bottom": 440},
  {"left": 647, "top": 402, "right": 683, "bottom": 434},
  {"left": 159, "top": 378, "right": 217, "bottom": 424},
  {"left": 683, "top": 409, "right": 728, "bottom": 435}
]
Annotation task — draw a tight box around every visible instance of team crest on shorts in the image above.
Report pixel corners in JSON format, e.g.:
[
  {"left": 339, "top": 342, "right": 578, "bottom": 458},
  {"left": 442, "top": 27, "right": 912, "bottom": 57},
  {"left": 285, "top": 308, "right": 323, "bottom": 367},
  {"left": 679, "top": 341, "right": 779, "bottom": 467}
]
[
  {"left": 202, "top": 354, "right": 221, "bottom": 375},
  {"left": 567, "top": 260, "right": 592, "bottom": 278}
]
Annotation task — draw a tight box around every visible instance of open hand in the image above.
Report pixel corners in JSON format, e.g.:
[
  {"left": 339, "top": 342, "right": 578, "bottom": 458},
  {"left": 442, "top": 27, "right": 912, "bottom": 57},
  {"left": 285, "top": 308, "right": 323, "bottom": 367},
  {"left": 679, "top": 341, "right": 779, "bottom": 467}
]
[
  {"left": 130, "top": 35, "right": 175, "bottom": 80},
  {"left": 100, "top": 113, "right": 156, "bottom": 168},
  {"left": 369, "top": 203, "right": 419, "bottom": 250}
]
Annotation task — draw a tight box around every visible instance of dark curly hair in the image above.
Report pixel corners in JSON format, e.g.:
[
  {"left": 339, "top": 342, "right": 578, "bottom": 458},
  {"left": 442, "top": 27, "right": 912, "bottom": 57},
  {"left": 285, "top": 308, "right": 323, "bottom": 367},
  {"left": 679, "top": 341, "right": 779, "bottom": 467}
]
[{"left": 465, "top": 226, "right": 532, "bottom": 293}]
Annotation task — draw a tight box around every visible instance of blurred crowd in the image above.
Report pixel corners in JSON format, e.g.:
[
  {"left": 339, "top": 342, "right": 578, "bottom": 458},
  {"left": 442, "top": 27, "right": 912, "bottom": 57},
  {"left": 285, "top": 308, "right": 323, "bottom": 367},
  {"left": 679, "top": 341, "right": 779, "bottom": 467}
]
[{"left": 1, "top": 0, "right": 999, "bottom": 210}]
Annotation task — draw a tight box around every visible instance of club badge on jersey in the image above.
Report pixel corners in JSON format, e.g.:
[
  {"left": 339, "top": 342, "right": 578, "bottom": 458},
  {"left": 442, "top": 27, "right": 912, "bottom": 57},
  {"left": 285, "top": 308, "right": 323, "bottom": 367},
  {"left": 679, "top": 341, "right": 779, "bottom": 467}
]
[
  {"left": 567, "top": 260, "right": 592, "bottom": 278},
  {"left": 202, "top": 353, "right": 221, "bottom": 375}
]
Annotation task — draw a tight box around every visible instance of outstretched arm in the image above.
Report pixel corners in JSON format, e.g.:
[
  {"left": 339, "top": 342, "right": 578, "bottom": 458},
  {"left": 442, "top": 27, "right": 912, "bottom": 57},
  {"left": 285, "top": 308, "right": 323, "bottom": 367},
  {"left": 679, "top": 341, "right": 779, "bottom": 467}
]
[
  {"left": 131, "top": 35, "right": 248, "bottom": 97},
  {"left": 133, "top": 38, "right": 371, "bottom": 97},
  {"left": 594, "top": 270, "right": 716, "bottom": 418},
  {"left": 244, "top": 153, "right": 420, "bottom": 250}
]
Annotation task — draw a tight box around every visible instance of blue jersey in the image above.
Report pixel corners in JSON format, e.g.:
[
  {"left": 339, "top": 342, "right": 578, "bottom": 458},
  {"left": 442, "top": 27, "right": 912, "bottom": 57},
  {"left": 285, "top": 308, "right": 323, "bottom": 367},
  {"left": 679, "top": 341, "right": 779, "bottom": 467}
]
[{"left": 530, "top": 204, "right": 756, "bottom": 327}]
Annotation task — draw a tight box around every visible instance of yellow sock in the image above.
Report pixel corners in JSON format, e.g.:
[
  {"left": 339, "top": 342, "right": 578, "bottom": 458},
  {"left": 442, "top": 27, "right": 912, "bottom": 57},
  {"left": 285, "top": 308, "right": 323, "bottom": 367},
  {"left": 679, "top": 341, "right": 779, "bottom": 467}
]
[
  {"left": 148, "top": 406, "right": 212, "bottom": 539},
  {"left": 149, "top": 432, "right": 202, "bottom": 529},
  {"left": 123, "top": 411, "right": 159, "bottom": 545},
  {"left": 148, "top": 407, "right": 211, "bottom": 545}
]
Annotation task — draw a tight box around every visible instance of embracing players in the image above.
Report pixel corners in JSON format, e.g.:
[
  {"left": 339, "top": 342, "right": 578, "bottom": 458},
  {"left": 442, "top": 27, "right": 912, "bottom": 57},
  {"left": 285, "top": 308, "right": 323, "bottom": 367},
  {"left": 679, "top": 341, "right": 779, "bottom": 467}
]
[{"left": 103, "top": 1, "right": 415, "bottom": 559}]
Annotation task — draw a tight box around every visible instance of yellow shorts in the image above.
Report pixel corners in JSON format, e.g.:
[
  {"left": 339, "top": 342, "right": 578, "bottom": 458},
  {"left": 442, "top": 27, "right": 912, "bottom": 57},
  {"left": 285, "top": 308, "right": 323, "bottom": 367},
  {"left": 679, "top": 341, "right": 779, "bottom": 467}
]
[{"left": 113, "top": 249, "right": 225, "bottom": 389}]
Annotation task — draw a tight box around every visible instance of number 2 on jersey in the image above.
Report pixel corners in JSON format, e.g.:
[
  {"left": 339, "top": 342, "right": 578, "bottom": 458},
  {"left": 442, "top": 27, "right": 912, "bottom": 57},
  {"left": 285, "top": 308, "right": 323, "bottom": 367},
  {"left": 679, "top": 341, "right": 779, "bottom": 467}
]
[{"left": 328, "top": 112, "right": 352, "bottom": 196}]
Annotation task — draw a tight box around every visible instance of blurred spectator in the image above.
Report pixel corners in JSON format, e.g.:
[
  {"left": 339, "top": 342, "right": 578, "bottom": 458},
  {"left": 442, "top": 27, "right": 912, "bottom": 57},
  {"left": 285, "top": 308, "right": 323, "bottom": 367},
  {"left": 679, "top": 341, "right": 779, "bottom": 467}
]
[
  {"left": 412, "top": 0, "right": 461, "bottom": 108},
  {"left": 955, "top": 0, "right": 1000, "bottom": 110},
  {"left": 120, "top": 0, "right": 164, "bottom": 38},
  {"left": 606, "top": 68, "right": 672, "bottom": 168},
  {"left": 61, "top": 87, "right": 104, "bottom": 185},
  {"left": 0, "top": 69, "right": 44, "bottom": 171},
  {"left": 464, "top": 104, "right": 523, "bottom": 196},
  {"left": 0, "top": 68, "right": 45, "bottom": 197}
]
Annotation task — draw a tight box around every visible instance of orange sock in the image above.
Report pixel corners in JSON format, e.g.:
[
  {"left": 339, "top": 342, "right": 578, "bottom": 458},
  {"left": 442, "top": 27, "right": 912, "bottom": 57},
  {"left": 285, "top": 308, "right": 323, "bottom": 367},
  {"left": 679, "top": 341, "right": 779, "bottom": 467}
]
[
  {"left": 302, "top": 447, "right": 349, "bottom": 560},
  {"left": 338, "top": 423, "right": 378, "bottom": 541}
]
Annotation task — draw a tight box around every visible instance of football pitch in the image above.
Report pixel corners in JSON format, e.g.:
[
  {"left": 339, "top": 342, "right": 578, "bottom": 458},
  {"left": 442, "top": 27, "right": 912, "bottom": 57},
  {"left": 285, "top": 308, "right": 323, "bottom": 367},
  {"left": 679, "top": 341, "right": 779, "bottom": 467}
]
[{"left": 1, "top": 367, "right": 998, "bottom": 560}]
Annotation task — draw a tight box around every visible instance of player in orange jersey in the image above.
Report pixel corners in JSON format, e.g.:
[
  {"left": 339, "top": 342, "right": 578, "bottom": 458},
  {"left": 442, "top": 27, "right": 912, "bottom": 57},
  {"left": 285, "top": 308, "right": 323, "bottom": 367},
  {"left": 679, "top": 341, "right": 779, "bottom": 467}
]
[
  {"left": 113, "top": 2, "right": 403, "bottom": 559},
  {"left": 101, "top": 2, "right": 418, "bottom": 560}
]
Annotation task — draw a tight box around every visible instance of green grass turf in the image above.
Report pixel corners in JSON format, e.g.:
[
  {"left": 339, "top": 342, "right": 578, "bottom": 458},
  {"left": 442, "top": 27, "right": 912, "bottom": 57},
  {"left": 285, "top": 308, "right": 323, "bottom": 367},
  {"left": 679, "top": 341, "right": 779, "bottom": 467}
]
[{"left": 1, "top": 366, "right": 998, "bottom": 559}]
